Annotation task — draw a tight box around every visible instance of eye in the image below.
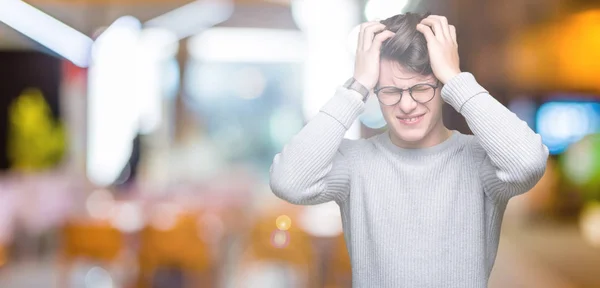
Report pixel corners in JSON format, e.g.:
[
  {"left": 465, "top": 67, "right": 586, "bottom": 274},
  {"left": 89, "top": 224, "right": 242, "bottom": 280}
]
[{"left": 412, "top": 85, "right": 431, "bottom": 92}]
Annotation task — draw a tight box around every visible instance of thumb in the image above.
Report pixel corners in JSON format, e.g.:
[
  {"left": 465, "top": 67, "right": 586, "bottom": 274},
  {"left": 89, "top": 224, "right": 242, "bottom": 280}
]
[{"left": 369, "top": 30, "right": 395, "bottom": 52}]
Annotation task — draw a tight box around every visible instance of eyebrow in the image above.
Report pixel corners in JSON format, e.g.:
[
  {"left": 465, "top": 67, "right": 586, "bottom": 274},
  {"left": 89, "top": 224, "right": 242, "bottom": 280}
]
[{"left": 376, "top": 81, "right": 438, "bottom": 89}]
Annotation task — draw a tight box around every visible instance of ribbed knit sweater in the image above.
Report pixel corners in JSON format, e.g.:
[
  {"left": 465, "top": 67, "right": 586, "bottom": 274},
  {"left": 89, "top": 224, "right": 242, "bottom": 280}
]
[{"left": 269, "top": 72, "right": 549, "bottom": 288}]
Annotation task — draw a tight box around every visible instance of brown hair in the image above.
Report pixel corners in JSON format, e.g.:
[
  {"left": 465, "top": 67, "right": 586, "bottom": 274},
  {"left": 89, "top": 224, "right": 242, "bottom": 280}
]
[{"left": 379, "top": 12, "right": 432, "bottom": 75}]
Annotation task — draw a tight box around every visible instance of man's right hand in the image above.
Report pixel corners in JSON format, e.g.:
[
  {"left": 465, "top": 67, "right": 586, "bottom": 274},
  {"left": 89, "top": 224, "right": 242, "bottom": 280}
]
[{"left": 353, "top": 21, "right": 395, "bottom": 91}]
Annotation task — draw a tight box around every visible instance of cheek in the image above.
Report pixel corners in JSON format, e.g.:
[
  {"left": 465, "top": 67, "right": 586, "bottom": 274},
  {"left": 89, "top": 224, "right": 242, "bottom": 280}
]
[
  {"left": 379, "top": 104, "right": 396, "bottom": 121},
  {"left": 425, "top": 99, "right": 444, "bottom": 121}
]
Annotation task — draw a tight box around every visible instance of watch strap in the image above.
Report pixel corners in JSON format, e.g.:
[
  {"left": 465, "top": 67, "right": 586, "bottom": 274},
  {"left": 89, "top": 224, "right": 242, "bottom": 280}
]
[{"left": 343, "top": 78, "right": 370, "bottom": 102}]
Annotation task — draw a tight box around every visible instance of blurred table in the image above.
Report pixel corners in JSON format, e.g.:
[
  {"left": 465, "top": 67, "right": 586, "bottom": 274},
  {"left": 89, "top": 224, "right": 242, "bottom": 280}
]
[{"left": 490, "top": 220, "right": 600, "bottom": 288}]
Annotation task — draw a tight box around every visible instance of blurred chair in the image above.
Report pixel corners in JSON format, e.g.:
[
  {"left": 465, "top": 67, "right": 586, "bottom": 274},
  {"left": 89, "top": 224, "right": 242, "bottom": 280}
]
[
  {"left": 60, "top": 220, "right": 125, "bottom": 287},
  {"left": 235, "top": 208, "right": 319, "bottom": 288},
  {"left": 0, "top": 243, "right": 6, "bottom": 268},
  {"left": 323, "top": 234, "right": 352, "bottom": 288},
  {"left": 136, "top": 211, "right": 216, "bottom": 288}
]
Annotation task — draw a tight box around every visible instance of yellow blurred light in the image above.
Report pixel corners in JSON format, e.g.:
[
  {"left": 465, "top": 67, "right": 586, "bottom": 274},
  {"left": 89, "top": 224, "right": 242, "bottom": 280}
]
[
  {"left": 555, "top": 10, "right": 600, "bottom": 91},
  {"left": 275, "top": 215, "right": 292, "bottom": 231},
  {"left": 506, "top": 9, "right": 600, "bottom": 91},
  {"left": 580, "top": 202, "right": 600, "bottom": 248}
]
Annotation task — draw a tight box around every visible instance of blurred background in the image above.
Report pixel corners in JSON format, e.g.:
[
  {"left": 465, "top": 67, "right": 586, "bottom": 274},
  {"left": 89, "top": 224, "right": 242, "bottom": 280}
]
[{"left": 0, "top": 0, "right": 599, "bottom": 287}]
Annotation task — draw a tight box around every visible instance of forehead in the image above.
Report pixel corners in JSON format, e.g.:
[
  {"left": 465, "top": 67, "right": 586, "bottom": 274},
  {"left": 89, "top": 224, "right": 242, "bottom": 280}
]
[{"left": 378, "top": 59, "right": 435, "bottom": 88}]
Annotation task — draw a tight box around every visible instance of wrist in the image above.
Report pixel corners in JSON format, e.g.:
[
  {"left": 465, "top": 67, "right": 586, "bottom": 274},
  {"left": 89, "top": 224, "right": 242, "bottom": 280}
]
[
  {"left": 344, "top": 77, "right": 370, "bottom": 102},
  {"left": 440, "top": 69, "right": 461, "bottom": 84},
  {"left": 352, "top": 75, "right": 374, "bottom": 90}
]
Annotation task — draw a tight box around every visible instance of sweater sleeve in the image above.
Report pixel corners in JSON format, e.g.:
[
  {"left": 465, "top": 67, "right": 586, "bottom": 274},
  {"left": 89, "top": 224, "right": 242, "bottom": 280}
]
[
  {"left": 441, "top": 72, "right": 549, "bottom": 203},
  {"left": 269, "top": 87, "right": 366, "bottom": 205}
]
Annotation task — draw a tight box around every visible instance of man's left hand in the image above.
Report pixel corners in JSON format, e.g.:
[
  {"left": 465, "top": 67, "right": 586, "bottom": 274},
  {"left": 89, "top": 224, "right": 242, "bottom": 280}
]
[{"left": 416, "top": 15, "right": 461, "bottom": 84}]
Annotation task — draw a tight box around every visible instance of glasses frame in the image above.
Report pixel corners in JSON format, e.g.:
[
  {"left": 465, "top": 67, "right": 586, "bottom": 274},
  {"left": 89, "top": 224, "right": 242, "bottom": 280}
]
[{"left": 374, "top": 80, "right": 440, "bottom": 106}]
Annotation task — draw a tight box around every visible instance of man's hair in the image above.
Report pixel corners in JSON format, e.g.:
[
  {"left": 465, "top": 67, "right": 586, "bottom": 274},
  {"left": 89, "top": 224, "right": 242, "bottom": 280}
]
[{"left": 379, "top": 12, "right": 432, "bottom": 75}]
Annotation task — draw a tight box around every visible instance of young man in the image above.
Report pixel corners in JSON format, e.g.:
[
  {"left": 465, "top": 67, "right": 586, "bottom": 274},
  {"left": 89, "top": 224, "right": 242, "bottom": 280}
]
[{"left": 269, "top": 12, "right": 548, "bottom": 287}]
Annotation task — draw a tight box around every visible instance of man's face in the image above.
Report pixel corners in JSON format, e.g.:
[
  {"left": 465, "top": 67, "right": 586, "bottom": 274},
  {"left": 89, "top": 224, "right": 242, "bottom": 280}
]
[{"left": 377, "top": 59, "right": 444, "bottom": 147}]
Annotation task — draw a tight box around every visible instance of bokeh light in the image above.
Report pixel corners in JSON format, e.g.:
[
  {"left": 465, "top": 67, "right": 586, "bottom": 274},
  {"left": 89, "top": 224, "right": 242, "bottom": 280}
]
[
  {"left": 561, "top": 133, "right": 600, "bottom": 200},
  {"left": 275, "top": 215, "right": 292, "bottom": 231},
  {"left": 86, "top": 189, "right": 115, "bottom": 220},
  {"left": 580, "top": 202, "right": 600, "bottom": 248},
  {"left": 270, "top": 230, "right": 290, "bottom": 248},
  {"left": 109, "top": 201, "right": 144, "bottom": 233},
  {"left": 84, "top": 266, "right": 114, "bottom": 288},
  {"left": 364, "top": 0, "right": 410, "bottom": 21},
  {"left": 536, "top": 101, "right": 600, "bottom": 154}
]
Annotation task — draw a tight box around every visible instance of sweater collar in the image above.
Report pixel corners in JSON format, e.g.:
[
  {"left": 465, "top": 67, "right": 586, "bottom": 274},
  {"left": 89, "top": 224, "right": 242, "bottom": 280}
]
[{"left": 377, "top": 129, "right": 461, "bottom": 157}]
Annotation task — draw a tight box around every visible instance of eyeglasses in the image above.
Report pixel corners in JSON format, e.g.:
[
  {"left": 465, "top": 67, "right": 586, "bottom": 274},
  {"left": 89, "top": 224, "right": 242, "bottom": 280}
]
[{"left": 374, "top": 81, "right": 439, "bottom": 106}]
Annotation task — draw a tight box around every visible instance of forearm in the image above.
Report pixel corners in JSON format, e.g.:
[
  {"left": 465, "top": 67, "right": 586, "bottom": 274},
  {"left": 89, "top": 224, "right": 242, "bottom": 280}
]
[
  {"left": 442, "top": 73, "right": 548, "bottom": 195},
  {"left": 269, "top": 87, "right": 365, "bottom": 205}
]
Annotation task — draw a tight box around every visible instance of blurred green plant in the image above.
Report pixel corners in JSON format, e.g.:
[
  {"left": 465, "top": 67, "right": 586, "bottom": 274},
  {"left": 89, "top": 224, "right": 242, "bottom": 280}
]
[
  {"left": 559, "top": 133, "right": 600, "bottom": 202},
  {"left": 7, "top": 88, "right": 67, "bottom": 172}
]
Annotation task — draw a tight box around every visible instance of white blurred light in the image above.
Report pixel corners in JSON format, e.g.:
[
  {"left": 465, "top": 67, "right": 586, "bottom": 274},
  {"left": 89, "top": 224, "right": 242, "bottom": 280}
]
[
  {"left": 134, "top": 28, "right": 178, "bottom": 134},
  {"left": 110, "top": 202, "right": 144, "bottom": 233},
  {"left": 87, "top": 16, "right": 142, "bottom": 186},
  {"left": 291, "top": 0, "right": 358, "bottom": 33},
  {"left": 85, "top": 266, "right": 114, "bottom": 288},
  {"left": 137, "top": 28, "right": 179, "bottom": 60},
  {"left": 269, "top": 108, "right": 304, "bottom": 148},
  {"left": 145, "top": 0, "right": 234, "bottom": 40},
  {"left": 364, "top": 0, "right": 411, "bottom": 21},
  {"left": 347, "top": 24, "right": 362, "bottom": 56},
  {"left": 86, "top": 189, "right": 115, "bottom": 220},
  {"left": 301, "top": 44, "right": 353, "bottom": 120},
  {"left": 88, "top": 18, "right": 176, "bottom": 185},
  {"left": 0, "top": 0, "right": 93, "bottom": 67},
  {"left": 291, "top": 0, "right": 361, "bottom": 142},
  {"left": 234, "top": 67, "right": 267, "bottom": 99},
  {"left": 188, "top": 28, "right": 306, "bottom": 62}
]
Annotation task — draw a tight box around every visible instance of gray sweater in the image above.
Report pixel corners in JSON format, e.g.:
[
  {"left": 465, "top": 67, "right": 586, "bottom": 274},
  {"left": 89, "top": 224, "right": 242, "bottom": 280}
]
[{"left": 269, "top": 72, "right": 549, "bottom": 288}]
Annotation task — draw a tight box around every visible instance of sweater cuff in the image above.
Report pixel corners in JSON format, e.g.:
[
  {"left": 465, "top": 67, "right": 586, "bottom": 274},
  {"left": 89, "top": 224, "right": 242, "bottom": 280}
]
[
  {"left": 319, "top": 87, "right": 366, "bottom": 129},
  {"left": 441, "top": 72, "right": 489, "bottom": 113}
]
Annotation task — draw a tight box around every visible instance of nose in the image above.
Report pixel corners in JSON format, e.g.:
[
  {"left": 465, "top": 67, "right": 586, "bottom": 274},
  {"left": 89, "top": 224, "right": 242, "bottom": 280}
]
[{"left": 396, "top": 91, "right": 418, "bottom": 114}]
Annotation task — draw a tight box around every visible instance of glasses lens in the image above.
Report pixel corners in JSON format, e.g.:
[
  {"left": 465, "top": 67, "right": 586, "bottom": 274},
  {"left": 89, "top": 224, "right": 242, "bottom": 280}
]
[
  {"left": 376, "top": 87, "right": 401, "bottom": 105},
  {"left": 410, "top": 84, "right": 435, "bottom": 103}
]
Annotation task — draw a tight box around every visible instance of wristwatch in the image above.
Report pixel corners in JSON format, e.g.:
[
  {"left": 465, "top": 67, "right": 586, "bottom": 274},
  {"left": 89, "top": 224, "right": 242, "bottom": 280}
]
[{"left": 343, "top": 77, "right": 370, "bottom": 102}]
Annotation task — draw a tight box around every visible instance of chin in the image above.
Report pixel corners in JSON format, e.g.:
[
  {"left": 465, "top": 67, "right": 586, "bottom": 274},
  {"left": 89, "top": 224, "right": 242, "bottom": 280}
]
[
  {"left": 388, "top": 118, "right": 431, "bottom": 145},
  {"left": 393, "top": 129, "right": 428, "bottom": 143}
]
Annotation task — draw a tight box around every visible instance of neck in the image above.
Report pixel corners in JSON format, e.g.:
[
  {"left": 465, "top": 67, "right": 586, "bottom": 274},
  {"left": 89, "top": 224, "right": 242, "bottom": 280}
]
[{"left": 390, "top": 121, "right": 451, "bottom": 149}]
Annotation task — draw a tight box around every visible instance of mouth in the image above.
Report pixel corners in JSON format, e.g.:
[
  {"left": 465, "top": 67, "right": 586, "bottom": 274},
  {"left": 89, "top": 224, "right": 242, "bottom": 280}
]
[{"left": 396, "top": 114, "right": 425, "bottom": 125}]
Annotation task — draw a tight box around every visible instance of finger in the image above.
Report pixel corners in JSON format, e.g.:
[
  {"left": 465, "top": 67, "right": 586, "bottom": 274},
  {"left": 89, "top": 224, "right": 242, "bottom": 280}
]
[
  {"left": 362, "top": 23, "right": 386, "bottom": 51},
  {"left": 369, "top": 30, "right": 395, "bottom": 52},
  {"left": 420, "top": 18, "right": 445, "bottom": 41},
  {"left": 416, "top": 23, "right": 436, "bottom": 43},
  {"left": 429, "top": 15, "right": 451, "bottom": 40},
  {"left": 449, "top": 25, "right": 457, "bottom": 45},
  {"left": 358, "top": 21, "right": 381, "bottom": 51}
]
